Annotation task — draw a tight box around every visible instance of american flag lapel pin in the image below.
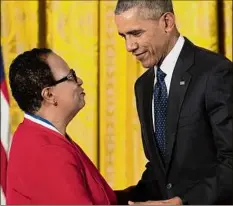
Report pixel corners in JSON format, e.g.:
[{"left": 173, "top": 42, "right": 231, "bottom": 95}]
[{"left": 180, "top": 81, "right": 185, "bottom": 86}]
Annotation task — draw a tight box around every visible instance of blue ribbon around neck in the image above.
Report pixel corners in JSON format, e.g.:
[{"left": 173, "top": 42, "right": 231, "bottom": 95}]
[{"left": 27, "top": 113, "right": 56, "bottom": 128}]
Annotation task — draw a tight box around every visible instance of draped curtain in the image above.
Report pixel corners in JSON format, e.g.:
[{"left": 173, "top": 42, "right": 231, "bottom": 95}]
[{"left": 1, "top": 0, "right": 232, "bottom": 190}]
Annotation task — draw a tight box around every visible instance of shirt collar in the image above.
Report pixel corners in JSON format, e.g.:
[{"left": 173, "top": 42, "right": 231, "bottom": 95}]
[
  {"left": 24, "top": 113, "right": 62, "bottom": 135},
  {"left": 154, "top": 35, "right": 185, "bottom": 76}
]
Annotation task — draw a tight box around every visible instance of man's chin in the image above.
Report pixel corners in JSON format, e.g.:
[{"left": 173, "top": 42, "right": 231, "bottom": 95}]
[{"left": 140, "top": 61, "right": 154, "bottom": 69}]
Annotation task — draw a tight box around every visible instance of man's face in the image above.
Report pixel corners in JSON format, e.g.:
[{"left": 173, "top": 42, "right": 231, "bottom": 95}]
[{"left": 115, "top": 7, "right": 169, "bottom": 68}]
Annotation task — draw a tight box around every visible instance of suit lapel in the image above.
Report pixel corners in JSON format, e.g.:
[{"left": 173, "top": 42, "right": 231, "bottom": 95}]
[{"left": 165, "top": 38, "right": 194, "bottom": 172}]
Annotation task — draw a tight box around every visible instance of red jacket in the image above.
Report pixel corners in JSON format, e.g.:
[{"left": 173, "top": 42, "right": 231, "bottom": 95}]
[{"left": 6, "top": 117, "right": 117, "bottom": 204}]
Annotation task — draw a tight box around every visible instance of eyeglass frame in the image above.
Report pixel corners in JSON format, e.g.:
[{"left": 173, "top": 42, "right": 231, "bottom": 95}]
[{"left": 50, "top": 69, "right": 78, "bottom": 86}]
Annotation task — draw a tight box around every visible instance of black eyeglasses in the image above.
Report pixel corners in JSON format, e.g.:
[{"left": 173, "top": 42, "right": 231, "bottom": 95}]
[{"left": 51, "top": 69, "right": 77, "bottom": 86}]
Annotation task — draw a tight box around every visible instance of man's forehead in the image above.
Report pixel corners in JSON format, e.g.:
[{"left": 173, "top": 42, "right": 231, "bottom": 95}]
[
  {"left": 119, "top": 7, "right": 139, "bottom": 19},
  {"left": 115, "top": 15, "right": 153, "bottom": 34},
  {"left": 115, "top": 8, "right": 144, "bottom": 21},
  {"left": 115, "top": 6, "right": 155, "bottom": 20}
]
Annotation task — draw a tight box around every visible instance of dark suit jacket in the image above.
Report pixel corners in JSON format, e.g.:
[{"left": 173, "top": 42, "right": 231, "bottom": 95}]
[{"left": 117, "top": 38, "right": 233, "bottom": 205}]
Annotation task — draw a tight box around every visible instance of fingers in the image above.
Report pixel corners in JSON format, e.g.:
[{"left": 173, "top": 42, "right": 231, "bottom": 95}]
[
  {"left": 128, "top": 196, "right": 182, "bottom": 205},
  {"left": 128, "top": 201, "right": 151, "bottom": 205},
  {"left": 128, "top": 200, "right": 164, "bottom": 205}
]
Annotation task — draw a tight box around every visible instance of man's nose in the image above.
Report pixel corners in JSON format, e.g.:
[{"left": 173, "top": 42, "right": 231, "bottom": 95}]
[{"left": 126, "top": 38, "right": 138, "bottom": 52}]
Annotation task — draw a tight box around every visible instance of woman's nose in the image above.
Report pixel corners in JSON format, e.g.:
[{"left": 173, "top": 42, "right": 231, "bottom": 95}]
[{"left": 77, "top": 77, "right": 83, "bottom": 86}]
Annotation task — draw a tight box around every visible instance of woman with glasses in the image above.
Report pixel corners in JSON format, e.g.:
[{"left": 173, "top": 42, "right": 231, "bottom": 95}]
[{"left": 6, "top": 48, "right": 117, "bottom": 205}]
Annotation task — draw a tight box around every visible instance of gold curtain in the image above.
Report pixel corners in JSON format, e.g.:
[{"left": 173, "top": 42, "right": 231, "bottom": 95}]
[
  {"left": 99, "top": 1, "right": 145, "bottom": 189},
  {"left": 173, "top": 1, "right": 218, "bottom": 52},
  {"left": 1, "top": 0, "right": 39, "bottom": 133},
  {"left": 223, "top": 0, "right": 232, "bottom": 60},
  {"left": 1, "top": 0, "right": 232, "bottom": 190},
  {"left": 46, "top": 0, "right": 99, "bottom": 164}
]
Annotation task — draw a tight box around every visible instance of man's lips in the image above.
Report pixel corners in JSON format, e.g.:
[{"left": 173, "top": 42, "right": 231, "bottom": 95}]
[
  {"left": 135, "top": 52, "right": 146, "bottom": 59},
  {"left": 134, "top": 52, "right": 145, "bottom": 56}
]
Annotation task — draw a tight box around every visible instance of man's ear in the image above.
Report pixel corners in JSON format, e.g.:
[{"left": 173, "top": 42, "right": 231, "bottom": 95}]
[
  {"left": 41, "top": 87, "right": 55, "bottom": 104},
  {"left": 162, "top": 12, "right": 176, "bottom": 33}
]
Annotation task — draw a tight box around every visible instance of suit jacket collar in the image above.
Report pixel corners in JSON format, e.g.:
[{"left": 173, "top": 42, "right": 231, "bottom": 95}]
[
  {"left": 165, "top": 37, "right": 195, "bottom": 172},
  {"left": 140, "top": 37, "right": 195, "bottom": 174}
]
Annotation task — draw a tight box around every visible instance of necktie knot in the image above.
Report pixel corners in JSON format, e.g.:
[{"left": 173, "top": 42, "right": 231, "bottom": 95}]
[{"left": 157, "top": 68, "right": 166, "bottom": 83}]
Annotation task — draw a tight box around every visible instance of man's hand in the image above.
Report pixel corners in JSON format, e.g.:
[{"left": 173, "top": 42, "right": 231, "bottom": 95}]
[{"left": 128, "top": 196, "right": 182, "bottom": 205}]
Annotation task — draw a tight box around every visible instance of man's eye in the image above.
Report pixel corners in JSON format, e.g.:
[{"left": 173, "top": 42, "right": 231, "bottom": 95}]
[{"left": 133, "top": 32, "right": 142, "bottom": 37}]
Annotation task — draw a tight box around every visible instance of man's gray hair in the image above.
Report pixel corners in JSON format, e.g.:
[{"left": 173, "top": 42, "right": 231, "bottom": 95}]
[{"left": 114, "top": 0, "right": 174, "bottom": 19}]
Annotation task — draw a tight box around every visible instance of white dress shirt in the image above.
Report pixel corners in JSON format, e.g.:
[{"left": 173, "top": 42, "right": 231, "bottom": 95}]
[{"left": 152, "top": 35, "right": 185, "bottom": 131}]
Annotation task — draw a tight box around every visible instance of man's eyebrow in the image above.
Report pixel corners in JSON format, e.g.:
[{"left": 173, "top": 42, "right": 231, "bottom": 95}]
[{"left": 118, "top": 29, "right": 144, "bottom": 36}]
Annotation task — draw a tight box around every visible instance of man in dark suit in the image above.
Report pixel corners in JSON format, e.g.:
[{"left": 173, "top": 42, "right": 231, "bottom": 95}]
[{"left": 114, "top": 0, "right": 232, "bottom": 204}]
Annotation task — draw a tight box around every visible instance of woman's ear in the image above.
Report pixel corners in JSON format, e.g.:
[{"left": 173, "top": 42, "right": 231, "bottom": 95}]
[{"left": 41, "top": 87, "right": 55, "bottom": 104}]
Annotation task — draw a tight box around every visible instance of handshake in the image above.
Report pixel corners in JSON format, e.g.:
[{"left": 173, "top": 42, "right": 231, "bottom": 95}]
[
  {"left": 116, "top": 187, "right": 183, "bottom": 205},
  {"left": 128, "top": 197, "right": 182, "bottom": 205}
]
